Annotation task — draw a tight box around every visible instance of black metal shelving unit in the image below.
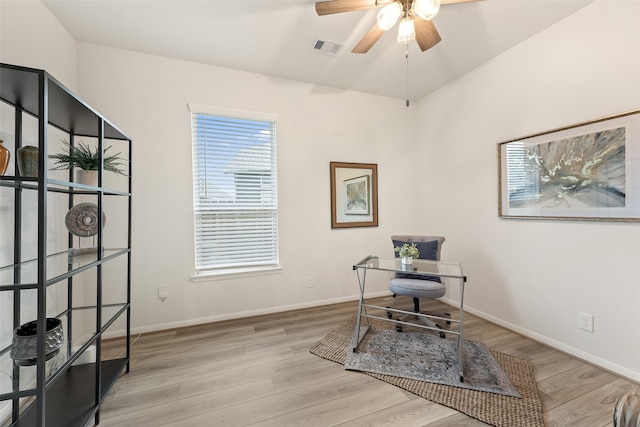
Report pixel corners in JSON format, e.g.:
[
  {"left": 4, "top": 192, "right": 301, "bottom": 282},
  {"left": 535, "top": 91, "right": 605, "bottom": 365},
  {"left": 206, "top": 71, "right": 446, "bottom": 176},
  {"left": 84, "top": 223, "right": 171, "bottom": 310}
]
[{"left": 0, "top": 63, "right": 132, "bottom": 426}]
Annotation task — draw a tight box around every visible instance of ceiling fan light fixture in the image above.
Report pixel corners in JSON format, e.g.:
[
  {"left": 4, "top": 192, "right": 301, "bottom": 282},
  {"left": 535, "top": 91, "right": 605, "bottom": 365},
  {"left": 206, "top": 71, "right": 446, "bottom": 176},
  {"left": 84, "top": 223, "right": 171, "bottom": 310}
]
[
  {"left": 412, "top": 0, "right": 441, "bottom": 21},
  {"left": 397, "top": 16, "right": 416, "bottom": 44},
  {"left": 376, "top": 1, "right": 403, "bottom": 31}
]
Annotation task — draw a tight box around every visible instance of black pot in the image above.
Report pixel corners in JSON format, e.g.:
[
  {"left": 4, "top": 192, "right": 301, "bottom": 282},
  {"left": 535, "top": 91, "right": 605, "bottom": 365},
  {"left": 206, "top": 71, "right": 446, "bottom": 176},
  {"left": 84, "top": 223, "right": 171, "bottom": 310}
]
[{"left": 10, "top": 318, "right": 64, "bottom": 366}]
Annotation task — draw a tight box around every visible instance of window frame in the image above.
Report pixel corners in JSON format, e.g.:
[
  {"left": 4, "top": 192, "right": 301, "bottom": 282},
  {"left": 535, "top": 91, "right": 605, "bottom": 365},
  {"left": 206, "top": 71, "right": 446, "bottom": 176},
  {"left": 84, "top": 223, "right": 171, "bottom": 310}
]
[{"left": 188, "top": 103, "right": 281, "bottom": 280}]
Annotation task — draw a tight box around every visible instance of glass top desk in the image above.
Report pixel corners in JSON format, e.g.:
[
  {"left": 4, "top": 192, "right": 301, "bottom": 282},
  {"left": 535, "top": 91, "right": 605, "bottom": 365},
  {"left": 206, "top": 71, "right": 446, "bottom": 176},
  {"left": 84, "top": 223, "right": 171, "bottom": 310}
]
[{"left": 352, "top": 255, "right": 468, "bottom": 382}]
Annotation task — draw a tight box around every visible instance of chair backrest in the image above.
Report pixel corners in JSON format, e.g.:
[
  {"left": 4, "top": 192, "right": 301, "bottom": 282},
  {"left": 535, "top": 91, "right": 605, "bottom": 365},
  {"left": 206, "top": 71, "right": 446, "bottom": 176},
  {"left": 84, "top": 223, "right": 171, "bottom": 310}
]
[{"left": 391, "top": 235, "right": 445, "bottom": 261}]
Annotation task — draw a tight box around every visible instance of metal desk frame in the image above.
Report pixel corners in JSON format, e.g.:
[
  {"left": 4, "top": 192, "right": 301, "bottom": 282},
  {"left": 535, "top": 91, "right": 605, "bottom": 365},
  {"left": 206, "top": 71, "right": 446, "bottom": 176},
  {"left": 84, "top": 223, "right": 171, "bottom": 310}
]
[{"left": 352, "top": 255, "right": 468, "bottom": 382}]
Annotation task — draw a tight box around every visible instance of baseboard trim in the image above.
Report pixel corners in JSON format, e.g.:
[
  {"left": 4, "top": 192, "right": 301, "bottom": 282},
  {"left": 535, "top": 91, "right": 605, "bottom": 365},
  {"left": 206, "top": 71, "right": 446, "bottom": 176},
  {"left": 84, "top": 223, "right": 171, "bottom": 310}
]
[
  {"left": 463, "top": 305, "right": 640, "bottom": 383},
  {"left": 103, "top": 291, "right": 392, "bottom": 339},
  {"left": 102, "top": 294, "right": 640, "bottom": 383}
]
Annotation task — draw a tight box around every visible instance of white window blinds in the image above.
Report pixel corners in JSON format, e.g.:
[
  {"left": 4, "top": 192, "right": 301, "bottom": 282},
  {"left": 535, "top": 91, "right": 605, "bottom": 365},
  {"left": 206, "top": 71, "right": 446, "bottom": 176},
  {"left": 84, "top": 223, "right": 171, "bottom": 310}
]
[
  {"left": 505, "top": 141, "right": 539, "bottom": 206},
  {"left": 191, "top": 107, "right": 278, "bottom": 272}
]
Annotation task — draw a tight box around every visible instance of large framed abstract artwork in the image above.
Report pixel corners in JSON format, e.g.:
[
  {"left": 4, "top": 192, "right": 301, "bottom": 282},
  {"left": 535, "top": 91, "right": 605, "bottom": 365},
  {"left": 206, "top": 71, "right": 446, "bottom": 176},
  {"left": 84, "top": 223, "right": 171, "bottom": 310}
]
[
  {"left": 330, "top": 161, "right": 378, "bottom": 228},
  {"left": 498, "top": 109, "right": 640, "bottom": 221}
]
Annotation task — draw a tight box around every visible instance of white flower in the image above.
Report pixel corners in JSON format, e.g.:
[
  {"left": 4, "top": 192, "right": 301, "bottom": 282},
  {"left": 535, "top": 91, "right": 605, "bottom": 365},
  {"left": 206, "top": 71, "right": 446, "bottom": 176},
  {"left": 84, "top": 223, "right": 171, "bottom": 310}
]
[{"left": 394, "top": 243, "right": 419, "bottom": 259}]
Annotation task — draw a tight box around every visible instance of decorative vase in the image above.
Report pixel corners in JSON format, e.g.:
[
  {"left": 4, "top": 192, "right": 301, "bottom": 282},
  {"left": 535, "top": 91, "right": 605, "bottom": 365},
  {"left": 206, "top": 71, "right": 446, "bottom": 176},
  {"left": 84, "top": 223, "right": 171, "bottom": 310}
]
[
  {"left": 16, "top": 145, "right": 39, "bottom": 177},
  {"left": 10, "top": 318, "right": 64, "bottom": 366},
  {"left": 401, "top": 256, "right": 413, "bottom": 265},
  {"left": 76, "top": 169, "right": 97, "bottom": 186},
  {"left": 0, "top": 138, "right": 9, "bottom": 175}
]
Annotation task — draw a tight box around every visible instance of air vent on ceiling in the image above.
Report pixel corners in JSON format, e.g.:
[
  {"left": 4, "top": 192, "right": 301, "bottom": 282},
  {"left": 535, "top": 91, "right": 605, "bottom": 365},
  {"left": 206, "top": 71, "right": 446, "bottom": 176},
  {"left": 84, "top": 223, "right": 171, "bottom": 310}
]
[{"left": 311, "top": 38, "right": 345, "bottom": 56}]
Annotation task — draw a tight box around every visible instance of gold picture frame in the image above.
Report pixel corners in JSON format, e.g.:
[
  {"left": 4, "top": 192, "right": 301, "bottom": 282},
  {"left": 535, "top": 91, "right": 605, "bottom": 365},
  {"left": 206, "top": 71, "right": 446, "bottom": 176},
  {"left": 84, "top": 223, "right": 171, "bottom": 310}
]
[{"left": 330, "top": 161, "right": 378, "bottom": 228}]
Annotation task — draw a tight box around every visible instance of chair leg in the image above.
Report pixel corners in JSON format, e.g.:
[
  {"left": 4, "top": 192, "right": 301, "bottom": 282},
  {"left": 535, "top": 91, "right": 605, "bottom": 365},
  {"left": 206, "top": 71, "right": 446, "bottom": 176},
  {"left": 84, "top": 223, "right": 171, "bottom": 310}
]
[{"left": 388, "top": 297, "right": 446, "bottom": 337}]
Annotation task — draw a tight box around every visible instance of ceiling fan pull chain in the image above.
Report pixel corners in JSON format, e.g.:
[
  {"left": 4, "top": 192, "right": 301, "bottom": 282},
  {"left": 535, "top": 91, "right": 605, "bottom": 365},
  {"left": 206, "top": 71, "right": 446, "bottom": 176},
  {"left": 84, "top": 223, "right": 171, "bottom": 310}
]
[{"left": 405, "top": 46, "right": 410, "bottom": 107}]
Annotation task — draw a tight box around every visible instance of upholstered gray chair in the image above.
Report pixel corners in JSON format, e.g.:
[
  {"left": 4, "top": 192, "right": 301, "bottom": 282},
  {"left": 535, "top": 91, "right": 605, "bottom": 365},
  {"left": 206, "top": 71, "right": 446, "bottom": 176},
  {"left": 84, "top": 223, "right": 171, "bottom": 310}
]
[
  {"left": 387, "top": 235, "right": 448, "bottom": 337},
  {"left": 614, "top": 392, "right": 640, "bottom": 427}
]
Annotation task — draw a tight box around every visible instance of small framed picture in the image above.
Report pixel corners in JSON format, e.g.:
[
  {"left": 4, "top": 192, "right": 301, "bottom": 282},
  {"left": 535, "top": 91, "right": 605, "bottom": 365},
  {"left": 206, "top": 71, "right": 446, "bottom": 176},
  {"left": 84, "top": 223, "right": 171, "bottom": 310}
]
[{"left": 330, "top": 161, "right": 378, "bottom": 228}]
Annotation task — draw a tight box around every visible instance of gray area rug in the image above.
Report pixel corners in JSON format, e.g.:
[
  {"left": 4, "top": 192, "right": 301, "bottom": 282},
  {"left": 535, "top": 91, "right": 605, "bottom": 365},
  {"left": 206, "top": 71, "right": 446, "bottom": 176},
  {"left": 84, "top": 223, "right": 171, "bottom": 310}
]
[
  {"left": 310, "top": 316, "right": 545, "bottom": 427},
  {"left": 345, "top": 326, "right": 521, "bottom": 397}
]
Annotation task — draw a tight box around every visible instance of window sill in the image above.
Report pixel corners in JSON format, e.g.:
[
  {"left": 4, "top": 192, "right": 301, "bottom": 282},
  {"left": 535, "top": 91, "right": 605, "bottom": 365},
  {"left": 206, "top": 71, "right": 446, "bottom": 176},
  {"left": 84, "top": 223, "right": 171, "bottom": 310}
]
[{"left": 190, "top": 265, "right": 283, "bottom": 282}]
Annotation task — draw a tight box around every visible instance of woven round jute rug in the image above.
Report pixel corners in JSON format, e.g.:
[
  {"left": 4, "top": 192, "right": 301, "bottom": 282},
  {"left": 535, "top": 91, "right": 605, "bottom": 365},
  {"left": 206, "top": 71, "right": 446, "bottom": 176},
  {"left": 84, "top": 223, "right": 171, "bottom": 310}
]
[{"left": 310, "top": 317, "right": 545, "bottom": 427}]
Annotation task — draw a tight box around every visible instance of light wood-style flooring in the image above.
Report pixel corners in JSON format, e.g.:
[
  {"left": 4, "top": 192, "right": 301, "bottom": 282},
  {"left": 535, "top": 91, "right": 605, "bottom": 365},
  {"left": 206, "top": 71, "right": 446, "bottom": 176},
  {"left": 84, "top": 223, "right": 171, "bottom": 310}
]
[{"left": 99, "top": 296, "right": 639, "bottom": 426}]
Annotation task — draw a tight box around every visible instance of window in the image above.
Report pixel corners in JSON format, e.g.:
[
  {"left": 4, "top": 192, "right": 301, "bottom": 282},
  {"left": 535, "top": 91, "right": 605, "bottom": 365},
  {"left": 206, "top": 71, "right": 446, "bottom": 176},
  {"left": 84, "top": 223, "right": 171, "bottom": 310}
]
[
  {"left": 505, "top": 141, "right": 540, "bottom": 207},
  {"left": 189, "top": 104, "right": 278, "bottom": 275}
]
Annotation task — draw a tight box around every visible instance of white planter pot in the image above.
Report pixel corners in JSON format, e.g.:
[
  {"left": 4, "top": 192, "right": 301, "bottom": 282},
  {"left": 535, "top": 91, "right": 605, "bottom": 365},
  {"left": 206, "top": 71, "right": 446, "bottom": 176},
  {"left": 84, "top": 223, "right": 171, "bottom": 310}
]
[
  {"left": 76, "top": 169, "right": 97, "bottom": 186},
  {"left": 401, "top": 256, "right": 413, "bottom": 265}
]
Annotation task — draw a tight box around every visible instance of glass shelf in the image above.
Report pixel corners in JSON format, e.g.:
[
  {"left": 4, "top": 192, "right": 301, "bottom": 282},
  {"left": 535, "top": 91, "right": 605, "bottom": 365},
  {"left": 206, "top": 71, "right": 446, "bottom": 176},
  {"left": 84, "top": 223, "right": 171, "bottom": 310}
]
[
  {"left": 0, "top": 248, "right": 129, "bottom": 289},
  {"left": 0, "top": 303, "right": 128, "bottom": 397},
  {"left": 0, "top": 175, "right": 132, "bottom": 196}
]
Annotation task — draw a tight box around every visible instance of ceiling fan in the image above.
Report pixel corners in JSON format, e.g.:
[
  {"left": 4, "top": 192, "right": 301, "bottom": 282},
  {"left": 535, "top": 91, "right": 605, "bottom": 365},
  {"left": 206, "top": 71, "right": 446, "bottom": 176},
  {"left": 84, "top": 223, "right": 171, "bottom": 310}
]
[{"left": 315, "top": 0, "right": 481, "bottom": 54}]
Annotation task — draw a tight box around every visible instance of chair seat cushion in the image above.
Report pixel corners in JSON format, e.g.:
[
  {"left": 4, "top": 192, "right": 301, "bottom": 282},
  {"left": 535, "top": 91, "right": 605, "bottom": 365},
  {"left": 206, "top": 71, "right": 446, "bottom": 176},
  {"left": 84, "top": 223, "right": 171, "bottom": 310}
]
[{"left": 389, "top": 278, "right": 446, "bottom": 299}]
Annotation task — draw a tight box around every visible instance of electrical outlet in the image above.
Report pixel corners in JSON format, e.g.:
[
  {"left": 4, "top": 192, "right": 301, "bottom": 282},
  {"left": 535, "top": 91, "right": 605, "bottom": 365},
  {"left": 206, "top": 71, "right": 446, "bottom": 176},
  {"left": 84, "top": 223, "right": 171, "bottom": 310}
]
[
  {"left": 578, "top": 312, "right": 594, "bottom": 332},
  {"left": 158, "top": 286, "right": 169, "bottom": 300},
  {"left": 307, "top": 276, "right": 314, "bottom": 288}
]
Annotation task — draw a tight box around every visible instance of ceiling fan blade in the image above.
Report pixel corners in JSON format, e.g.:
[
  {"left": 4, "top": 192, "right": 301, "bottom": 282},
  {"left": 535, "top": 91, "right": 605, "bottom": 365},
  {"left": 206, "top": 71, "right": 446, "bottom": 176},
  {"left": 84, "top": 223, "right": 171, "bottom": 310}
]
[
  {"left": 351, "top": 23, "right": 385, "bottom": 53},
  {"left": 414, "top": 16, "right": 442, "bottom": 52},
  {"left": 441, "top": 0, "right": 483, "bottom": 3},
  {"left": 315, "top": 0, "right": 388, "bottom": 16}
]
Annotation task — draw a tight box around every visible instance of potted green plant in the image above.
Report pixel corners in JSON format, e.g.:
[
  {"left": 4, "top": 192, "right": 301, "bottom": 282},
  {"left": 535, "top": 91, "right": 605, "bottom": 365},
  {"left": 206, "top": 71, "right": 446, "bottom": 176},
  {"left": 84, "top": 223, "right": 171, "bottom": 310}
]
[
  {"left": 394, "top": 242, "right": 420, "bottom": 265},
  {"left": 49, "top": 140, "right": 126, "bottom": 185}
]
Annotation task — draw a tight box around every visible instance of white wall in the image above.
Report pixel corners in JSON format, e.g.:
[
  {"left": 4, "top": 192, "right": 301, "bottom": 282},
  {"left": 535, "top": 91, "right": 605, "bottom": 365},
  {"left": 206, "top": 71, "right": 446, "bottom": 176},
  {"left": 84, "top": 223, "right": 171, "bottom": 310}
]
[
  {"left": 0, "top": 0, "right": 77, "bottom": 90},
  {"left": 416, "top": 0, "right": 640, "bottom": 380},
  {"left": 2, "top": 0, "right": 639, "bottom": 384},
  {"left": 74, "top": 43, "right": 421, "bottom": 332}
]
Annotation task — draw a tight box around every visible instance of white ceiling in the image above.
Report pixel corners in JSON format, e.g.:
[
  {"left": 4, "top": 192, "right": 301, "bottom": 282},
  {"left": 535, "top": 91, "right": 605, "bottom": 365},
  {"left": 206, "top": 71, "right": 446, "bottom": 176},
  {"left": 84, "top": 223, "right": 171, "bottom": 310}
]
[{"left": 42, "top": 0, "right": 594, "bottom": 101}]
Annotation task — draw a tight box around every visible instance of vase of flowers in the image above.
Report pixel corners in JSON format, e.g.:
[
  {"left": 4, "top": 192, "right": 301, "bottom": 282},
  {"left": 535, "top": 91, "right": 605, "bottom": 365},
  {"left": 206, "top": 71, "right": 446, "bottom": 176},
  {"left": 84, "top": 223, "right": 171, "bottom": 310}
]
[
  {"left": 48, "top": 140, "right": 126, "bottom": 185},
  {"left": 394, "top": 242, "right": 420, "bottom": 265}
]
